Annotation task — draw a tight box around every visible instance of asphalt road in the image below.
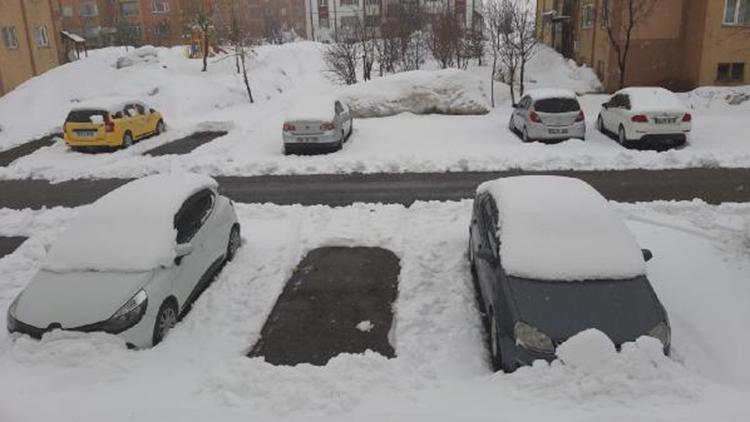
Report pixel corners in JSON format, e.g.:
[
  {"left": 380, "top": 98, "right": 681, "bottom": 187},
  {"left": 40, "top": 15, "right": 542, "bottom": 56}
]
[
  {"left": 0, "top": 134, "right": 59, "bottom": 167},
  {"left": 0, "top": 168, "right": 748, "bottom": 209},
  {"left": 144, "top": 131, "right": 228, "bottom": 156},
  {"left": 0, "top": 237, "right": 28, "bottom": 258}
]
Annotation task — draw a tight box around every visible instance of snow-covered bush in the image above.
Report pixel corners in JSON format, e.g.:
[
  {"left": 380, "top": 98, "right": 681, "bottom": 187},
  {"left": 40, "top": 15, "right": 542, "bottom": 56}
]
[
  {"left": 115, "top": 46, "right": 160, "bottom": 69},
  {"left": 339, "top": 69, "right": 490, "bottom": 117}
]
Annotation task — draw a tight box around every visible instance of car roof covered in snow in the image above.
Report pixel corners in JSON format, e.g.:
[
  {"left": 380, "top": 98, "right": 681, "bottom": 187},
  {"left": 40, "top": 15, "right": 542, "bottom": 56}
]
[
  {"left": 616, "top": 87, "right": 687, "bottom": 113},
  {"left": 285, "top": 96, "right": 339, "bottom": 121},
  {"left": 70, "top": 100, "right": 151, "bottom": 114},
  {"left": 525, "top": 88, "right": 578, "bottom": 101},
  {"left": 43, "top": 173, "right": 218, "bottom": 273},
  {"left": 477, "top": 176, "right": 646, "bottom": 281}
]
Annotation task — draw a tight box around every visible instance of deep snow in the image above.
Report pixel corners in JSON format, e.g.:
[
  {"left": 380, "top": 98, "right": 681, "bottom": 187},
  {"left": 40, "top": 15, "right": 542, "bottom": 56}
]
[
  {"left": 0, "top": 43, "right": 748, "bottom": 182},
  {"left": 0, "top": 199, "right": 749, "bottom": 422}
]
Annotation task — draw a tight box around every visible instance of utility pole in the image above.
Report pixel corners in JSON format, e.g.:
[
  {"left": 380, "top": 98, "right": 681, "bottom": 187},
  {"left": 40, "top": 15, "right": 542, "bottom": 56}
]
[{"left": 308, "top": 0, "right": 316, "bottom": 40}]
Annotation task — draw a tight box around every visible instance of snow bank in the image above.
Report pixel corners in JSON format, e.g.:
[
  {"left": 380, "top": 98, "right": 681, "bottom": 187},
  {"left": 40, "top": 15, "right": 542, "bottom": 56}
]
[
  {"left": 115, "top": 46, "right": 160, "bottom": 69},
  {"left": 338, "top": 69, "right": 490, "bottom": 118},
  {"left": 478, "top": 176, "right": 646, "bottom": 281},
  {"left": 43, "top": 173, "right": 217, "bottom": 272},
  {"left": 523, "top": 44, "right": 604, "bottom": 94},
  {"left": 680, "top": 85, "right": 750, "bottom": 111}
]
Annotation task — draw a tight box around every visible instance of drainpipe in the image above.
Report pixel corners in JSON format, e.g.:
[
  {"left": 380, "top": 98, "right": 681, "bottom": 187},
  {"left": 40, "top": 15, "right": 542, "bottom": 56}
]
[
  {"left": 590, "top": 0, "right": 598, "bottom": 67},
  {"left": 19, "top": 0, "right": 39, "bottom": 76},
  {"left": 309, "top": 0, "right": 316, "bottom": 40}
]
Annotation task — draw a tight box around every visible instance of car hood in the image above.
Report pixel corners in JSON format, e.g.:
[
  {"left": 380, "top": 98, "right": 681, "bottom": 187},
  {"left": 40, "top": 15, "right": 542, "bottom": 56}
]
[
  {"left": 508, "top": 276, "right": 666, "bottom": 346},
  {"left": 15, "top": 270, "right": 154, "bottom": 329}
]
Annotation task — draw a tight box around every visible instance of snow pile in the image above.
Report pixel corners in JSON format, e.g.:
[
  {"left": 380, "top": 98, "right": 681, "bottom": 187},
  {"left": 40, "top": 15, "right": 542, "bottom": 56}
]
[
  {"left": 338, "top": 69, "right": 490, "bottom": 117},
  {"left": 478, "top": 176, "right": 645, "bottom": 281},
  {"left": 526, "top": 88, "right": 578, "bottom": 101},
  {"left": 43, "top": 173, "right": 217, "bottom": 272},
  {"left": 680, "top": 86, "right": 750, "bottom": 111},
  {"left": 115, "top": 46, "right": 160, "bottom": 69},
  {"left": 620, "top": 87, "right": 688, "bottom": 113},
  {"left": 523, "top": 44, "right": 604, "bottom": 94},
  {"left": 555, "top": 329, "right": 619, "bottom": 373}
]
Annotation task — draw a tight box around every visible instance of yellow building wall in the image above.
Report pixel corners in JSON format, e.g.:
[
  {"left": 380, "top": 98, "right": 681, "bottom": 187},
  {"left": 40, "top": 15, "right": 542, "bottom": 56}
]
[
  {"left": 697, "top": 0, "right": 750, "bottom": 86},
  {"left": 26, "top": 0, "right": 61, "bottom": 75}
]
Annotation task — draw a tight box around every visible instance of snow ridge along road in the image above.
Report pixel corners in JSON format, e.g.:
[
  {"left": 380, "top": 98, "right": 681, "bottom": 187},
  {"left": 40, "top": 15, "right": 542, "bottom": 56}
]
[{"left": 0, "top": 168, "right": 748, "bottom": 209}]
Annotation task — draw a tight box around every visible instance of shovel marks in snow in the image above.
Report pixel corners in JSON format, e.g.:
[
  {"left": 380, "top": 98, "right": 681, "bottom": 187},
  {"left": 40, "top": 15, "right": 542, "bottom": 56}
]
[
  {"left": 0, "top": 134, "right": 60, "bottom": 167},
  {"left": 143, "top": 131, "right": 227, "bottom": 156},
  {"left": 249, "top": 247, "right": 400, "bottom": 366}
]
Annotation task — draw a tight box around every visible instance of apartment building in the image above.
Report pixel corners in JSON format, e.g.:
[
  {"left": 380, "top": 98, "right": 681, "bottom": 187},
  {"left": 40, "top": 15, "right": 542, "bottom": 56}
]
[
  {"left": 537, "top": 0, "right": 750, "bottom": 92},
  {"left": 1, "top": 0, "right": 62, "bottom": 96}
]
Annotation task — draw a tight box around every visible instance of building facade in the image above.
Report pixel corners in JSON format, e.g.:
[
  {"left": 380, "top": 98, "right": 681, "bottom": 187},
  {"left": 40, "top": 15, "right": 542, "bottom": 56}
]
[
  {"left": 537, "top": 0, "right": 750, "bottom": 92},
  {"left": 1, "top": 0, "right": 62, "bottom": 96}
]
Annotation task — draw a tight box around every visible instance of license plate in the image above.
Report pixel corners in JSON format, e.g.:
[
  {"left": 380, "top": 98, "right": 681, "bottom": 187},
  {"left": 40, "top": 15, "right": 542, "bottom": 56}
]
[
  {"left": 75, "top": 130, "right": 96, "bottom": 137},
  {"left": 654, "top": 118, "right": 676, "bottom": 124},
  {"left": 549, "top": 129, "right": 568, "bottom": 135},
  {"left": 301, "top": 137, "right": 317, "bottom": 142}
]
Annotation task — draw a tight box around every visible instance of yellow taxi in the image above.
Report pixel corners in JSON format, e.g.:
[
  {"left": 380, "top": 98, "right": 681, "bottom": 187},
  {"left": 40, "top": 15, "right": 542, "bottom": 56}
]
[{"left": 63, "top": 102, "right": 165, "bottom": 150}]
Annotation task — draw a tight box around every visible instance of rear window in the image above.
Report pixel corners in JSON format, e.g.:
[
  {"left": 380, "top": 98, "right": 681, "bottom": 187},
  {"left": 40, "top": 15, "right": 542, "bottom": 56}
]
[
  {"left": 533, "top": 98, "right": 581, "bottom": 113},
  {"left": 65, "top": 109, "right": 109, "bottom": 123}
]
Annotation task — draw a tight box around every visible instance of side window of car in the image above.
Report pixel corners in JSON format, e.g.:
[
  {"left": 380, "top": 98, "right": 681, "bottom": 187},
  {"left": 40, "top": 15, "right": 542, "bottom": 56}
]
[
  {"left": 481, "top": 197, "right": 499, "bottom": 259},
  {"left": 135, "top": 104, "right": 146, "bottom": 115},
  {"left": 174, "top": 189, "right": 216, "bottom": 244},
  {"left": 335, "top": 101, "right": 343, "bottom": 115},
  {"left": 621, "top": 95, "right": 631, "bottom": 110},
  {"left": 125, "top": 105, "right": 137, "bottom": 117}
]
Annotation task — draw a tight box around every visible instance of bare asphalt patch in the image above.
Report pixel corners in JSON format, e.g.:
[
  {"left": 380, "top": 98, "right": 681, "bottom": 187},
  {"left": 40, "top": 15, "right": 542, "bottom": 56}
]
[
  {"left": 249, "top": 247, "right": 400, "bottom": 366},
  {"left": 143, "top": 131, "right": 227, "bottom": 156},
  {"left": 0, "top": 134, "right": 60, "bottom": 167},
  {"left": 0, "top": 237, "right": 28, "bottom": 259}
]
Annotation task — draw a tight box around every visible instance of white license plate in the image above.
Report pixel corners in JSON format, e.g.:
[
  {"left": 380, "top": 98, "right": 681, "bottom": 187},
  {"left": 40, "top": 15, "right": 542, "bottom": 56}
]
[
  {"left": 654, "top": 118, "right": 676, "bottom": 124},
  {"left": 549, "top": 129, "right": 568, "bottom": 135},
  {"left": 75, "top": 130, "right": 97, "bottom": 137},
  {"left": 301, "top": 137, "right": 318, "bottom": 142}
]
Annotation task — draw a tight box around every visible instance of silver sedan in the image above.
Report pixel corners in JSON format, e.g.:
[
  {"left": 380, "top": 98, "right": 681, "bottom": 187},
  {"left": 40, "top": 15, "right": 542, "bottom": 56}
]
[{"left": 282, "top": 97, "right": 353, "bottom": 154}]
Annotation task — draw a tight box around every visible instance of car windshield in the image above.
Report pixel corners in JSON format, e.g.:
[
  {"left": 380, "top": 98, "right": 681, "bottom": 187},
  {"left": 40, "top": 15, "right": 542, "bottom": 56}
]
[
  {"left": 506, "top": 275, "right": 663, "bottom": 344},
  {"left": 533, "top": 98, "right": 581, "bottom": 113},
  {"left": 66, "top": 109, "right": 109, "bottom": 123}
]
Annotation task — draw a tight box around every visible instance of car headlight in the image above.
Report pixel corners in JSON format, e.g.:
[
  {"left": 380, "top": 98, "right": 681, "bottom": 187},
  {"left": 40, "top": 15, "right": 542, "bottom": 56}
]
[
  {"left": 514, "top": 321, "right": 555, "bottom": 353},
  {"left": 6, "top": 294, "right": 20, "bottom": 333},
  {"left": 101, "top": 290, "right": 148, "bottom": 334},
  {"left": 648, "top": 320, "right": 671, "bottom": 349}
]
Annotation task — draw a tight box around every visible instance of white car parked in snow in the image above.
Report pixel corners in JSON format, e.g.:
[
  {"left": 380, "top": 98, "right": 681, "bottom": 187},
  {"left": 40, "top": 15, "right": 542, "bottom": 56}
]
[
  {"left": 282, "top": 97, "right": 353, "bottom": 155},
  {"left": 509, "top": 89, "right": 586, "bottom": 143},
  {"left": 596, "top": 87, "right": 692, "bottom": 148},
  {"left": 6, "top": 174, "right": 241, "bottom": 348}
]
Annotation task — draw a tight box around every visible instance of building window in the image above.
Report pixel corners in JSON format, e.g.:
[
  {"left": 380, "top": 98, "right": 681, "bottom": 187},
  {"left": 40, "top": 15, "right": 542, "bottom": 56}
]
[
  {"left": 365, "top": 14, "right": 379, "bottom": 27},
  {"left": 581, "top": 4, "right": 594, "bottom": 29},
  {"left": 2, "top": 26, "right": 18, "bottom": 50},
  {"left": 121, "top": 2, "right": 140, "bottom": 16},
  {"left": 717, "top": 63, "right": 746, "bottom": 82},
  {"left": 152, "top": 1, "right": 170, "bottom": 13},
  {"left": 724, "top": 0, "right": 750, "bottom": 25},
  {"left": 155, "top": 21, "right": 170, "bottom": 36},
  {"left": 340, "top": 0, "right": 358, "bottom": 6},
  {"left": 340, "top": 16, "right": 359, "bottom": 28},
  {"left": 601, "top": 0, "right": 610, "bottom": 28},
  {"left": 62, "top": 6, "right": 74, "bottom": 17},
  {"left": 80, "top": 2, "right": 99, "bottom": 17},
  {"left": 35, "top": 26, "right": 50, "bottom": 47},
  {"left": 319, "top": 0, "right": 327, "bottom": 6},
  {"left": 319, "top": 17, "right": 330, "bottom": 28}
]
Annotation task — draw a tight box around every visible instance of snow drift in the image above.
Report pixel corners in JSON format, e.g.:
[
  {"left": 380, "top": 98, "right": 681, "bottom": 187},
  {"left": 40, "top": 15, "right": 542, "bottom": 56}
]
[
  {"left": 338, "top": 69, "right": 490, "bottom": 118},
  {"left": 115, "top": 46, "right": 160, "bottom": 69}
]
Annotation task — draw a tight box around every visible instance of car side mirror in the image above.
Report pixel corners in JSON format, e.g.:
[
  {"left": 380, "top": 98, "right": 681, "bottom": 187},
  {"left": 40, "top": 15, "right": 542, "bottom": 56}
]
[
  {"left": 642, "top": 249, "right": 653, "bottom": 262},
  {"left": 150, "top": 108, "right": 156, "bottom": 114},
  {"left": 602, "top": 102, "right": 609, "bottom": 110}
]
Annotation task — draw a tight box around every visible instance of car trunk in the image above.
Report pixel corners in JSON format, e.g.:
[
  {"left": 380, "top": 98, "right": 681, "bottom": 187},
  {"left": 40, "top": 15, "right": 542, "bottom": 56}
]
[
  {"left": 535, "top": 111, "right": 579, "bottom": 127},
  {"left": 533, "top": 98, "right": 581, "bottom": 127},
  {"left": 65, "top": 110, "right": 109, "bottom": 140},
  {"left": 641, "top": 111, "right": 685, "bottom": 131},
  {"left": 288, "top": 120, "right": 328, "bottom": 136}
]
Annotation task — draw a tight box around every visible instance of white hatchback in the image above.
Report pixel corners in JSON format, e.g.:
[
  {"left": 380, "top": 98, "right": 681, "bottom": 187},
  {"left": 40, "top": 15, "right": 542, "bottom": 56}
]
[
  {"left": 597, "top": 87, "right": 691, "bottom": 148},
  {"left": 509, "top": 89, "right": 586, "bottom": 143},
  {"left": 6, "top": 174, "right": 241, "bottom": 348}
]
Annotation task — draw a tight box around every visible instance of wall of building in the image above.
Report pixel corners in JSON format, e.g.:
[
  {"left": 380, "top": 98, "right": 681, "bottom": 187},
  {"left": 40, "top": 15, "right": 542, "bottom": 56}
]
[{"left": 695, "top": 0, "right": 750, "bottom": 86}]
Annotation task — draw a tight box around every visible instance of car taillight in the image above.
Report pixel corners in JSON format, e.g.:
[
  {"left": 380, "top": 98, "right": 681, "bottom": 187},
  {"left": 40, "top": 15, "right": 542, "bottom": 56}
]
[
  {"left": 105, "top": 119, "right": 115, "bottom": 132},
  {"left": 575, "top": 111, "right": 585, "bottom": 122},
  {"left": 682, "top": 113, "right": 692, "bottom": 122},
  {"left": 529, "top": 112, "right": 541, "bottom": 123},
  {"left": 283, "top": 123, "right": 296, "bottom": 132},
  {"left": 320, "top": 122, "right": 335, "bottom": 131},
  {"left": 631, "top": 114, "right": 648, "bottom": 123}
]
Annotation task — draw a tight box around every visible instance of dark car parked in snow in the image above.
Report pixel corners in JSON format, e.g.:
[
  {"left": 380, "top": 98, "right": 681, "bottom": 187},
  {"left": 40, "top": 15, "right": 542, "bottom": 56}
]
[{"left": 468, "top": 176, "right": 670, "bottom": 372}]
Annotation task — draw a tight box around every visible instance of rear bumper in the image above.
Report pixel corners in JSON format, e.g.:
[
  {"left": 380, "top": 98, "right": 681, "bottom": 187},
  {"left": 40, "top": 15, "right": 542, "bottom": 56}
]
[
  {"left": 527, "top": 123, "right": 586, "bottom": 140},
  {"left": 64, "top": 134, "right": 123, "bottom": 148},
  {"left": 632, "top": 133, "right": 688, "bottom": 146},
  {"left": 283, "top": 131, "right": 340, "bottom": 153}
]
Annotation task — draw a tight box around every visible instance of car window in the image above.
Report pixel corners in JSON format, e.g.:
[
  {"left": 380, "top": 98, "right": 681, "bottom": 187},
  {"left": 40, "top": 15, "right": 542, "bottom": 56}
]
[
  {"left": 335, "top": 101, "right": 343, "bottom": 115},
  {"left": 621, "top": 95, "right": 631, "bottom": 109},
  {"left": 519, "top": 96, "right": 531, "bottom": 109},
  {"left": 135, "top": 104, "right": 146, "bottom": 115},
  {"left": 533, "top": 98, "right": 581, "bottom": 113},
  {"left": 65, "top": 109, "right": 109, "bottom": 123},
  {"left": 174, "top": 189, "right": 216, "bottom": 244},
  {"left": 125, "top": 105, "right": 138, "bottom": 117},
  {"left": 481, "top": 197, "right": 499, "bottom": 259}
]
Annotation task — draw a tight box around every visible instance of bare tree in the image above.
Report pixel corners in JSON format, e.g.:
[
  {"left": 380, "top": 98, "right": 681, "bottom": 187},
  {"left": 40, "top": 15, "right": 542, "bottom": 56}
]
[
  {"left": 510, "top": 0, "right": 537, "bottom": 97},
  {"left": 354, "top": 15, "right": 378, "bottom": 81},
  {"left": 466, "top": 27, "right": 485, "bottom": 66},
  {"left": 389, "top": 2, "right": 428, "bottom": 71},
  {"left": 324, "top": 41, "right": 359, "bottom": 85},
  {"left": 602, "top": 0, "right": 657, "bottom": 89},
  {"left": 429, "top": 6, "right": 463, "bottom": 69},
  {"left": 485, "top": 0, "right": 514, "bottom": 107},
  {"left": 375, "top": 22, "right": 401, "bottom": 75},
  {"left": 194, "top": 11, "right": 212, "bottom": 72},
  {"left": 214, "top": 0, "right": 255, "bottom": 102}
]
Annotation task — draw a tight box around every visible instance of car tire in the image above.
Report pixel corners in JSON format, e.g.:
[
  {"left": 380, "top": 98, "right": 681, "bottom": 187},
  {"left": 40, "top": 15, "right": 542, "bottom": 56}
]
[
  {"left": 226, "top": 225, "right": 241, "bottom": 262},
  {"left": 508, "top": 116, "right": 515, "bottom": 132},
  {"left": 489, "top": 312, "right": 503, "bottom": 371},
  {"left": 338, "top": 131, "right": 345, "bottom": 151},
  {"left": 152, "top": 299, "right": 178, "bottom": 346},
  {"left": 618, "top": 125, "right": 629, "bottom": 147},
  {"left": 122, "top": 132, "right": 133, "bottom": 149},
  {"left": 348, "top": 119, "right": 353, "bottom": 139},
  {"left": 522, "top": 127, "right": 532, "bottom": 143},
  {"left": 596, "top": 115, "right": 604, "bottom": 133},
  {"left": 156, "top": 120, "right": 166, "bottom": 135}
]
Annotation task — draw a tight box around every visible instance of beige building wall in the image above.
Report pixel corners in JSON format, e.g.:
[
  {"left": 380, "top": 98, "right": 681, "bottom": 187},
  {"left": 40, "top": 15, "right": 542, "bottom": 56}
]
[
  {"left": 0, "top": 0, "right": 61, "bottom": 96},
  {"left": 695, "top": 0, "right": 750, "bottom": 86}
]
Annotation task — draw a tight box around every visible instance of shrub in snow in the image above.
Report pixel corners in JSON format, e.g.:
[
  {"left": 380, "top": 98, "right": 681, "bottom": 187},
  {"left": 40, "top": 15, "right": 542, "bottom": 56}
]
[
  {"left": 338, "top": 69, "right": 490, "bottom": 118},
  {"left": 115, "top": 46, "right": 159, "bottom": 69}
]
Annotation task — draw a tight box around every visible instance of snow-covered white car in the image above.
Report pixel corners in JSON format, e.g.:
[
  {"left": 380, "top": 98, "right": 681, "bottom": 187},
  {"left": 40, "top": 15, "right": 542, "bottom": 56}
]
[
  {"left": 6, "top": 174, "right": 241, "bottom": 348},
  {"left": 468, "top": 176, "right": 670, "bottom": 372},
  {"left": 282, "top": 97, "right": 353, "bottom": 155},
  {"left": 596, "top": 87, "right": 691, "bottom": 148},
  {"left": 509, "top": 89, "right": 586, "bottom": 142}
]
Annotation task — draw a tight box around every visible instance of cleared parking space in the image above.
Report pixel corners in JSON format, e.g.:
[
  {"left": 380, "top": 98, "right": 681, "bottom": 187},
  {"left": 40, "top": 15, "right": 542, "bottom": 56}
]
[
  {"left": 143, "top": 131, "right": 227, "bottom": 156},
  {"left": 0, "top": 237, "right": 27, "bottom": 258},
  {"left": 0, "top": 134, "right": 60, "bottom": 167},
  {"left": 249, "top": 246, "right": 400, "bottom": 366}
]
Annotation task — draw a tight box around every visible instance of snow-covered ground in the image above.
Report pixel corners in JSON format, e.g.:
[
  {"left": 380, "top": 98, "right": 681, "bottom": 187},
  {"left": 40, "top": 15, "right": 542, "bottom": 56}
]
[
  {"left": 1, "top": 200, "right": 749, "bottom": 422},
  {"left": 0, "top": 42, "right": 748, "bottom": 181}
]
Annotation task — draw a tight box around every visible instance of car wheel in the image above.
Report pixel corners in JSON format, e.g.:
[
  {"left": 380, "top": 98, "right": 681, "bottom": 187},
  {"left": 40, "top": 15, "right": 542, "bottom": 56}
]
[
  {"left": 156, "top": 120, "right": 166, "bottom": 135},
  {"left": 522, "top": 127, "right": 532, "bottom": 143},
  {"left": 338, "top": 131, "right": 345, "bottom": 150},
  {"left": 226, "top": 225, "right": 241, "bottom": 262},
  {"left": 348, "top": 119, "right": 353, "bottom": 138},
  {"left": 152, "top": 300, "right": 178, "bottom": 346},
  {"left": 122, "top": 132, "right": 133, "bottom": 149},
  {"left": 596, "top": 115, "right": 604, "bottom": 133},
  {"left": 489, "top": 313, "right": 503, "bottom": 371},
  {"left": 508, "top": 116, "right": 515, "bottom": 132},
  {"left": 618, "top": 126, "right": 629, "bottom": 147}
]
